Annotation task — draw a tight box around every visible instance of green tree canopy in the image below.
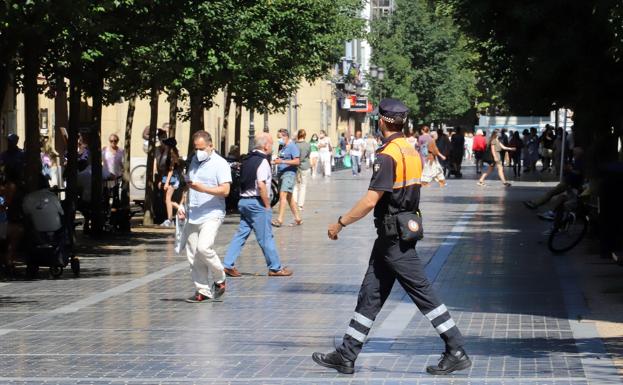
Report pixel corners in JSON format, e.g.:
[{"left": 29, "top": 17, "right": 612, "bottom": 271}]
[{"left": 370, "top": 0, "right": 477, "bottom": 124}]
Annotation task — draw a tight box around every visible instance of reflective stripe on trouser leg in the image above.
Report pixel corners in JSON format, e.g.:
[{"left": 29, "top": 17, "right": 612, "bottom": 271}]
[
  {"left": 384, "top": 239, "right": 465, "bottom": 351},
  {"left": 338, "top": 239, "right": 395, "bottom": 362}
]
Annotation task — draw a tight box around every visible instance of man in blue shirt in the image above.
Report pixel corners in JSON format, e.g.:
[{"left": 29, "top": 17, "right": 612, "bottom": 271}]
[
  {"left": 272, "top": 129, "right": 303, "bottom": 227},
  {"left": 177, "top": 131, "right": 232, "bottom": 303}
]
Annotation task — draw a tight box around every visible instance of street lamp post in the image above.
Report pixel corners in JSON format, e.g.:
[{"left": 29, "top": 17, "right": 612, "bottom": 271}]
[{"left": 368, "top": 65, "right": 385, "bottom": 102}]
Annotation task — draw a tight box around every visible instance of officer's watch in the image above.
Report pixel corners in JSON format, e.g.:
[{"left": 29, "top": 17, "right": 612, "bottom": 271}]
[{"left": 338, "top": 216, "right": 347, "bottom": 227}]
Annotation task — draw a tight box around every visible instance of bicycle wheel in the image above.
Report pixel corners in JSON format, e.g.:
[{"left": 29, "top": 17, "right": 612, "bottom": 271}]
[
  {"left": 548, "top": 213, "right": 588, "bottom": 253},
  {"left": 130, "top": 165, "right": 147, "bottom": 190}
]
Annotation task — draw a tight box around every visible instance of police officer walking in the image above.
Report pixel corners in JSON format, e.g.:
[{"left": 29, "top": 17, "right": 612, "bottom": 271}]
[{"left": 312, "top": 99, "right": 471, "bottom": 375}]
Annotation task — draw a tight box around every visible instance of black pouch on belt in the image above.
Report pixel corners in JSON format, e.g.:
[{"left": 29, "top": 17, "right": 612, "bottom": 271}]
[
  {"left": 395, "top": 211, "right": 424, "bottom": 242},
  {"left": 382, "top": 214, "right": 399, "bottom": 238}
]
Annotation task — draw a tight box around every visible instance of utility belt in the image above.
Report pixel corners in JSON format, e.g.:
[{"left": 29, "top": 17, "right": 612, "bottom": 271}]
[{"left": 374, "top": 210, "right": 424, "bottom": 243}]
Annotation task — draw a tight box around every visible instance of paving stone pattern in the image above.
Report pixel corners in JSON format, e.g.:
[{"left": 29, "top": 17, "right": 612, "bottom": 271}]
[{"left": 0, "top": 166, "right": 619, "bottom": 384}]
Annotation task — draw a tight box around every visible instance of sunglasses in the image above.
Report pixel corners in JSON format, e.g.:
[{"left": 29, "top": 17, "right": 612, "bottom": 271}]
[{"left": 110, "top": 139, "right": 119, "bottom": 143}]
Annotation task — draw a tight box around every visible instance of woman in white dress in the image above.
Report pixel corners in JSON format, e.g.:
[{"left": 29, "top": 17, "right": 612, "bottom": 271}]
[{"left": 317, "top": 130, "right": 332, "bottom": 177}]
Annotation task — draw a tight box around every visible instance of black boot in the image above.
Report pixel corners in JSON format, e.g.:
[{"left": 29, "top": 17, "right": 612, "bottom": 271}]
[
  {"left": 426, "top": 348, "right": 472, "bottom": 375},
  {"left": 312, "top": 350, "right": 355, "bottom": 374}
]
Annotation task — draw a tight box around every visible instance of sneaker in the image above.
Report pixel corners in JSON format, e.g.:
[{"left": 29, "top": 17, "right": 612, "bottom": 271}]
[
  {"left": 523, "top": 200, "right": 537, "bottom": 209},
  {"left": 477, "top": 181, "right": 485, "bottom": 186},
  {"left": 312, "top": 350, "right": 355, "bottom": 374},
  {"left": 268, "top": 267, "right": 293, "bottom": 277},
  {"left": 538, "top": 210, "right": 555, "bottom": 221},
  {"left": 159, "top": 219, "right": 172, "bottom": 227},
  {"left": 212, "top": 281, "right": 226, "bottom": 299},
  {"left": 185, "top": 291, "right": 212, "bottom": 303},
  {"left": 426, "top": 348, "right": 472, "bottom": 375}
]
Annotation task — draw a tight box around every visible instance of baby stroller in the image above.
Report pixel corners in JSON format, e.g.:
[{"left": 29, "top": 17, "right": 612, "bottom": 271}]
[{"left": 20, "top": 183, "right": 79, "bottom": 278}]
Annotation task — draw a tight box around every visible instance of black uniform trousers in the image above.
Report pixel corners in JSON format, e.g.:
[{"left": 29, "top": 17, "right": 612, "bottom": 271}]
[{"left": 337, "top": 234, "right": 464, "bottom": 361}]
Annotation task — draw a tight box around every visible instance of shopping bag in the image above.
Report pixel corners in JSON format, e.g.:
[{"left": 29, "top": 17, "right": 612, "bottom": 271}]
[
  {"left": 343, "top": 154, "right": 352, "bottom": 168},
  {"left": 174, "top": 216, "right": 187, "bottom": 254}
]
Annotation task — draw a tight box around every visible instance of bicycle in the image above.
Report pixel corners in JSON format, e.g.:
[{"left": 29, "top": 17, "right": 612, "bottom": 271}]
[
  {"left": 130, "top": 164, "right": 147, "bottom": 190},
  {"left": 547, "top": 191, "right": 596, "bottom": 253}
]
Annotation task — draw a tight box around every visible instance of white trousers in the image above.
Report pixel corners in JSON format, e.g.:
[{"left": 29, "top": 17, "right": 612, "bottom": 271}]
[
  {"left": 319, "top": 151, "right": 332, "bottom": 176},
  {"left": 185, "top": 216, "right": 226, "bottom": 296},
  {"left": 293, "top": 168, "right": 311, "bottom": 207}
]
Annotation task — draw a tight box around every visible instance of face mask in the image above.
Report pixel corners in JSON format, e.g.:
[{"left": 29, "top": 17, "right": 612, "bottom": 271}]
[
  {"left": 196, "top": 149, "right": 210, "bottom": 162},
  {"left": 278, "top": 138, "right": 285, "bottom": 145}
]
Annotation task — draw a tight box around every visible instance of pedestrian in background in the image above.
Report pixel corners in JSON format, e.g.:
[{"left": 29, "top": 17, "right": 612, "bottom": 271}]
[
  {"left": 309, "top": 133, "right": 319, "bottom": 178},
  {"left": 179, "top": 131, "right": 231, "bottom": 303},
  {"left": 293, "top": 129, "right": 311, "bottom": 211},
  {"left": 509, "top": 131, "right": 524, "bottom": 178},
  {"left": 317, "top": 130, "right": 332, "bottom": 177},
  {"left": 436, "top": 129, "right": 451, "bottom": 176},
  {"left": 272, "top": 129, "right": 303, "bottom": 227},
  {"left": 160, "top": 138, "right": 183, "bottom": 227},
  {"left": 422, "top": 131, "right": 447, "bottom": 187},
  {"left": 449, "top": 127, "right": 465, "bottom": 177},
  {"left": 223, "top": 132, "right": 293, "bottom": 278},
  {"left": 499, "top": 128, "right": 509, "bottom": 167},
  {"left": 364, "top": 134, "right": 377, "bottom": 169},
  {"left": 464, "top": 130, "right": 473, "bottom": 163},
  {"left": 540, "top": 125, "right": 555, "bottom": 172},
  {"left": 525, "top": 127, "right": 540, "bottom": 173},
  {"left": 350, "top": 131, "right": 365, "bottom": 176},
  {"left": 102, "top": 134, "right": 124, "bottom": 180},
  {"left": 478, "top": 129, "right": 515, "bottom": 187}
]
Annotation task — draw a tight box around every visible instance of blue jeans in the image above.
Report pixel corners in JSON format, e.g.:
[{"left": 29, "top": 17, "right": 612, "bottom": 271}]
[
  {"left": 351, "top": 155, "right": 361, "bottom": 175},
  {"left": 223, "top": 198, "right": 282, "bottom": 271}
]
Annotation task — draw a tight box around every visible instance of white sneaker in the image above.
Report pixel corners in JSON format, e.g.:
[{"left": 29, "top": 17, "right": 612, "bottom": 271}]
[{"left": 160, "top": 219, "right": 172, "bottom": 227}]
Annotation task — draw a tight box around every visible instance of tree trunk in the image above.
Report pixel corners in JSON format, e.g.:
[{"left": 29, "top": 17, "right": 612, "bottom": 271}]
[
  {"left": 66, "top": 77, "right": 81, "bottom": 224},
  {"left": 221, "top": 86, "right": 231, "bottom": 153},
  {"left": 168, "top": 93, "right": 178, "bottom": 138},
  {"left": 188, "top": 90, "right": 204, "bottom": 156},
  {"left": 143, "top": 86, "right": 159, "bottom": 226},
  {"left": 54, "top": 75, "right": 68, "bottom": 157},
  {"left": 120, "top": 96, "right": 136, "bottom": 231},
  {"left": 263, "top": 111, "right": 269, "bottom": 133},
  {"left": 234, "top": 100, "right": 242, "bottom": 147},
  {"left": 248, "top": 110, "right": 255, "bottom": 153},
  {"left": 23, "top": 43, "right": 40, "bottom": 193},
  {"left": 89, "top": 76, "right": 104, "bottom": 234},
  {"left": 0, "top": 64, "right": 10, "bottom": 118}
]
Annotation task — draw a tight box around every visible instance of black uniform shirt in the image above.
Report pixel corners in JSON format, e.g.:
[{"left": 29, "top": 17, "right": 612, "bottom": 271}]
[{"left": 369, "top": 133, "right": 422, "bottom": 219}]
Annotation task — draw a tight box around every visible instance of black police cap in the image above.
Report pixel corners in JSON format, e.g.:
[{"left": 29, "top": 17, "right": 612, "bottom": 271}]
[{"left": 379, "top": 98, "right": 409, "bottom": 124}]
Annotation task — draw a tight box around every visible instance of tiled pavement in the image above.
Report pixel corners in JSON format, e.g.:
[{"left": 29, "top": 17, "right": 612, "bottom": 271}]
[{"left": 1, "top": 165, "right": 621, "bottom": 384}]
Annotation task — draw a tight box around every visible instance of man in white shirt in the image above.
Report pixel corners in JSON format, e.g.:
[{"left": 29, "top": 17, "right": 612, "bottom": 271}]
[
  {"left": 178, "top": 131, "right": 232, "bottom": 303},
  {"left": 223, "top": 132, "right": 293, "bottom": 277},
  {"left": 350, "top": 131, "right": 365, "bottom": 176}
]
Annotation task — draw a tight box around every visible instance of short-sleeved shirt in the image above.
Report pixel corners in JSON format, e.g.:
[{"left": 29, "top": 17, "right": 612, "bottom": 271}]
[
  {"left": 187, "top": 152, "right": 232, "bottom": 224},
  {"left": 350, "top": 138, "right": 365, "bottom": 157},
  {"left": 241, "top": 151, "right": 272, "bottom": 198},
  {"left": 369, "top": 133, "right": 422, "bottom": 219},
  {"left": 295, "top": 140, "right": 311, "bottom": 171},
  {"left": 277, "top": 141, "right": 300, "bottom": 174},
  {"left": 318, "top": 137, "right": 331, "bottom": 153}
]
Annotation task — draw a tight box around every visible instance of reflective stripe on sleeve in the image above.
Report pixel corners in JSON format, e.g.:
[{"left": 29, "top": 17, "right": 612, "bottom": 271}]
[
  {"left": 435, "top": 319, "right": 456, "bottom": 334},
  {"left": 346, "top": 326, "right": 367, "bottom": 343},
  {"left": 353, "top": 312, "right": 374, "bottom": 328},
  {"left": 424, "top": 304, "right": 448, "bottom": 322}
]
